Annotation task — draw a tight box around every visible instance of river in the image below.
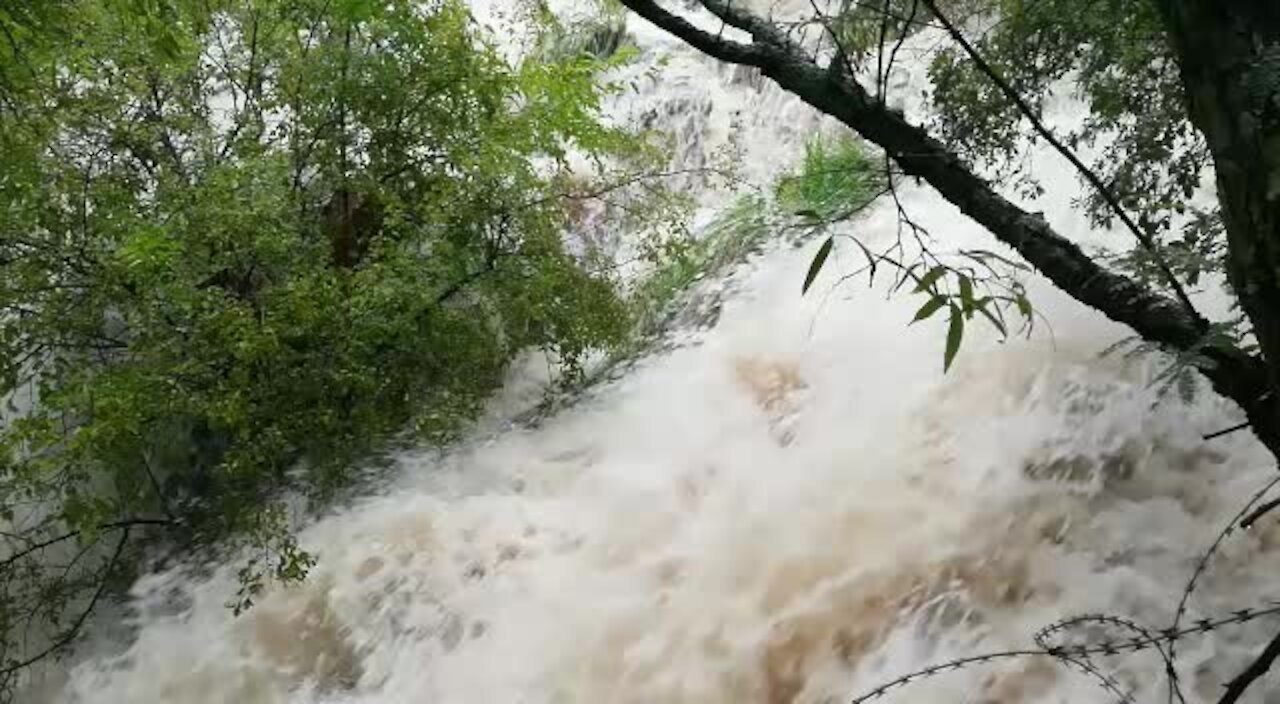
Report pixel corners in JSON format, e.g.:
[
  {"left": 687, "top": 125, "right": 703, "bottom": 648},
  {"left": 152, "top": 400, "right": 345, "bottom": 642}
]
[{"left": 39, "top": 2, "right": 1280, "bottom": 702}]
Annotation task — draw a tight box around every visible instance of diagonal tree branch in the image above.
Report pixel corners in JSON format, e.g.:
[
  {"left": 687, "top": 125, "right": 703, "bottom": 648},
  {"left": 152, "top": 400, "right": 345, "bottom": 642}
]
[
  {"left": 1217, "top": 628, "right": 1280, "bottom": 704},
  {"left": 611, "top": 0, "right": 770, "bottom": 64},
  {"left": 617, "top": 0, "right": 1279, "bottom": 454},
  {"left": 919, "top": 0, "right": 1204, "bottom": 326}
]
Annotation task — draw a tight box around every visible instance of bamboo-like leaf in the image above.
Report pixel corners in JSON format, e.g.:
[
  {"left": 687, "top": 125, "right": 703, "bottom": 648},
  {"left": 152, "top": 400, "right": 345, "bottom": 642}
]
[
  {"left": 975, "top": 301, "right": 1007, "bottom": 336},
  {"left": 1098, "top": 335, "right": 1141, "bottom": 358},
  {"left": 944, "top": 304, "right": 964, "bottom": 371},
  {"left": 1014, "top": 292, "right": 1032, "bottom": 318},
  {"left": 958, "top": 275, "right": 975, "bottom": 316},
  {"left": 850, "top": 237, "right": 878, "bottom": 285},
  {"left": 803, "top": 236, "right": 834, "bottom": 295},
  {"left": 913, "top": 265, "right": 947, "bottom": 293},
  {"left": 961, "top": 248, "right": 1030, "bottom": 271},
  {"left": 912, "top": 295, "right": 946, "bottom": 323}
]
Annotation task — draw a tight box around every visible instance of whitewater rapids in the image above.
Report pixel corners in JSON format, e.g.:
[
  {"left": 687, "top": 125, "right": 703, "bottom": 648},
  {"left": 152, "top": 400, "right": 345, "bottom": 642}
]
[{"left": 37, "top": 2, "right": 1280, "bottom": 702}]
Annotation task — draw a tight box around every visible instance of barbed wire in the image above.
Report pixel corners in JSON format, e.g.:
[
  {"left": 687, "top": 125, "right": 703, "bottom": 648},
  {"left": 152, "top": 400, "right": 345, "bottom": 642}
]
[
  {"left": 1035, "top": 610, "right": 1185, "bottom": 704},
  {"left": 1164, "top": 473, "right": 1280, "bottom": 703},
  {"left": 849, "top": 603, "right": 1280, "bottom": 703}
]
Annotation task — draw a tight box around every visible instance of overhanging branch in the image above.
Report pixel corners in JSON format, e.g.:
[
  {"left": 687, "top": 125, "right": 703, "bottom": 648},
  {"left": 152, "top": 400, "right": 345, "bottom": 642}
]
[
  {"left": 919, "top": 0, "right": 1204, "bottom": 326},
  {"left": 614, "top": 0, "right": 771, "bottom": 65},
  {"left": 617, "top": 0, "right": 1278, "bottom": 453}
]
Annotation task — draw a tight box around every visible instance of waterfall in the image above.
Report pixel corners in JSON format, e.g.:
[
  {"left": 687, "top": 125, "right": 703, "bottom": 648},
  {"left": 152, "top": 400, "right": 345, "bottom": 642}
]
[{"left": 38, "top": 2, "right": 1280, "bottom": 702}]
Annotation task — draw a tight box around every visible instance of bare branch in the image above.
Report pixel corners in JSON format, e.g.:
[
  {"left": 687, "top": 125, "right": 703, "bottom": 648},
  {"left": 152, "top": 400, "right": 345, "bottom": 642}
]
[
  {"left": 0, "top": 526, "right": 132, "bottom": 679},
  {"left": 0, "top": 518, "right": 172, "bottom": 573},
  {"left": 1217, "top": 628, "right": 1280, "bottom": 704}
]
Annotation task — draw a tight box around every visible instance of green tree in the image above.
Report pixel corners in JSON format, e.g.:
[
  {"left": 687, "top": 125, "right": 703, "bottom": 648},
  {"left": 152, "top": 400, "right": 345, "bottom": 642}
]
[
  {"left": 0, "top": 0, "right": 653, "bottom": 692},
  {"left": 616, "top": 0, "right": 1280, "bottom": 700}
]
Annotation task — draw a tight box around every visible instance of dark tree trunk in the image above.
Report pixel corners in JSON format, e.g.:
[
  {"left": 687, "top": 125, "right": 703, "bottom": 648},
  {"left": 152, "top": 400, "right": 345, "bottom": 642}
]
[
  {"left": 323, "top": 188, "right": 383, "bottom": 269},
  {"left": 1154, "top": 1, "right": 1280, "bottom": 445}
]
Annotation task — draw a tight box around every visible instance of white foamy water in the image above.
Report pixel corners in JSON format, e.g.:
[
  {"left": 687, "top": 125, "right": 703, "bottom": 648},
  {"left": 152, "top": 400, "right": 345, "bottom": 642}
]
[{"left": 39, "top": 3, "right": 1280, "bottom": 703}]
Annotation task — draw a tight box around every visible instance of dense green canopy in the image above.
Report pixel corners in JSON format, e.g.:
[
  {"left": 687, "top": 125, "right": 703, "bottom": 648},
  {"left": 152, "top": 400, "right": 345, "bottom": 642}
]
[{"left": 0, "top": 0, "right": 648, "bottom": 688}]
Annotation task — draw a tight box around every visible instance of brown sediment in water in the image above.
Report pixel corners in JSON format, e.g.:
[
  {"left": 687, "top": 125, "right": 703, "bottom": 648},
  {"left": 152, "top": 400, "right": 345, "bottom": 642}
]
[
  {"left": 733, "top": 355, "right": 807, "bottom": 445},
  {"left": 757, "top": 545, "right": 1048, "bottom": 703},
  {"left": 246, "top": 581, "right": 363, "bottom": 690}
]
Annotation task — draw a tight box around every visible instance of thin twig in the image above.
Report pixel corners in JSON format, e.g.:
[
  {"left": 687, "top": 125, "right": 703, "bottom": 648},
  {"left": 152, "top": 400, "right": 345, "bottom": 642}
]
[
  {"left": 880, "top": 0, "right": 919, "bottom": 101},
  {"left": 0, "top": 518, "right": 172, "bottom": 572},
  {"left": 0, "top": 527, "right": 132, "bottom": 677},
  {"left": 1205, "top": 421, "right": 1251, "bottom": 441},
  {"left": 141, "top": 451, "right": 176, "bottom": 521}
]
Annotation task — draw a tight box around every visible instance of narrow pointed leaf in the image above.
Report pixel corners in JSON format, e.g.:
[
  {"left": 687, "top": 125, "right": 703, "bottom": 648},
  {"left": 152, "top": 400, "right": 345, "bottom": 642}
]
[
  {"left": 850, "top": 237, "right": 878, "bottom": 286},
  {"left": 913, "top": 265, "right": 947, "bottom": 294},
  {"left": 975, "top": 302, "right": 1007, "bottom": 336},
  {"left": 944, "top": 304, "right": 964, "bottom": 371},
  {"left": 1014, "top": 292, "right": 1033, "bottom": 319},
  {"left": 912, "top": 295, "right": 946, "bottom": 324},
  {"left": 958, "top": 275, "right": 974, "bottom": 312},
  {"left": 803, "top": 236, "right": 834, "bottom": 295}
]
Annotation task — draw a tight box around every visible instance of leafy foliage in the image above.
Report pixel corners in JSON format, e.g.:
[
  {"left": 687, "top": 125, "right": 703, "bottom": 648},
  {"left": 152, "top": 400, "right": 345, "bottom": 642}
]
[
  {"left": 0, "top": 0, "right": 651, "bottom": 689},
  {"left": 807, "top": 0, "right": 1208, "bottom": 375},
  {"left": 925, "top": 0, "right": 1217, "bottom": 294},
  {"left": 627, "top": 134, "right": 886, "bottom": 343},
  {"left": 628, "top": 194, "right": 770, "bottom": 339},
  {"left": 535, "top": 0, "right": 633, "bottom": 62},
  {"left": 775, "top": 135, "right": 882, "bottom": 220},
  {"left": 1099, "top": 323, "right": 1247, "bottom": 404},
  {"left": 784, "top": 134, "right": 1035, "bottom": 370}
]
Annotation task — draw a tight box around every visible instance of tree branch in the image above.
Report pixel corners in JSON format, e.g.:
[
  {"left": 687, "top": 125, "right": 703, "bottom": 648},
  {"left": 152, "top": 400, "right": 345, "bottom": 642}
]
[
  {"left": 1217, "top": 628, "right": 1280, "bottom": 704},
  {"left": 0, "top": 526, "right": 132, "bottom": 678},
  {"left": 433, "top": 260, "right": 497, "bottom": 305},
  {"left": 612, "top": 0, "right": 773, "bottom": 65},
  {"left": 1241, "top": 496, "right": 1280, "bottom": 530},
  {"left": 919, "top": 0, "right": 1204, "bottom": 326},
  {"left": 0, "top": 518, "right": 172, "bottom": 573},
  {"left": 617, "top": 0, "right": 1279, "bottom": 453}
]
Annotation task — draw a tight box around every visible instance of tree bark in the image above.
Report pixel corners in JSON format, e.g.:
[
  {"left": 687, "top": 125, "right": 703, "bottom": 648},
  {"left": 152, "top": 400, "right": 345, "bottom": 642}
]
[
  {"left": 1153, "top": 0, "right": 1280, "bottom": 448},
  {"left": 617, "top": 0, "right": 1280, "bottom": 456}
]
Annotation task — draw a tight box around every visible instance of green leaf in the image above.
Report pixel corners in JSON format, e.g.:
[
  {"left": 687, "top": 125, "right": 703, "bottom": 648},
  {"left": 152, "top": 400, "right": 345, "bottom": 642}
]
[
  {"left": 803, "top": 237, "right": 834, "bottom": 295},
  {"left": 913, "top": 265, "right": 947, "bottom": 294},
  {"left": 958, "top": 275, "right": 974, "bottom": 315},
  {"left": 911, "top": 295, "right": 946, "bottom": 323},
  {"left": 961, "top": 248, "right": 1030, "bottom": 272},
  {"left": 0, "top": 0, "right": 656, "bottom": 666},
  {"left": 154, "top": 29, "right": 181, "bottom": 60},
  {"left": 1014, "top": 292, "right": 1033, "bottom": 319},
  {"left": 944, "top": 304, "right": 964, "bottom": 371},
  {"left": 336, "top": 0, "right": 377, "bottom": 21},
  {"left": 1098, "top": 335, "right": 1141, "bottom": 358},
  {"left": 850, "top": 237, "right": 878, "bottom": 285},
  {"left": 974, "top": 301, "right": 1007, "bottom": 336}
]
